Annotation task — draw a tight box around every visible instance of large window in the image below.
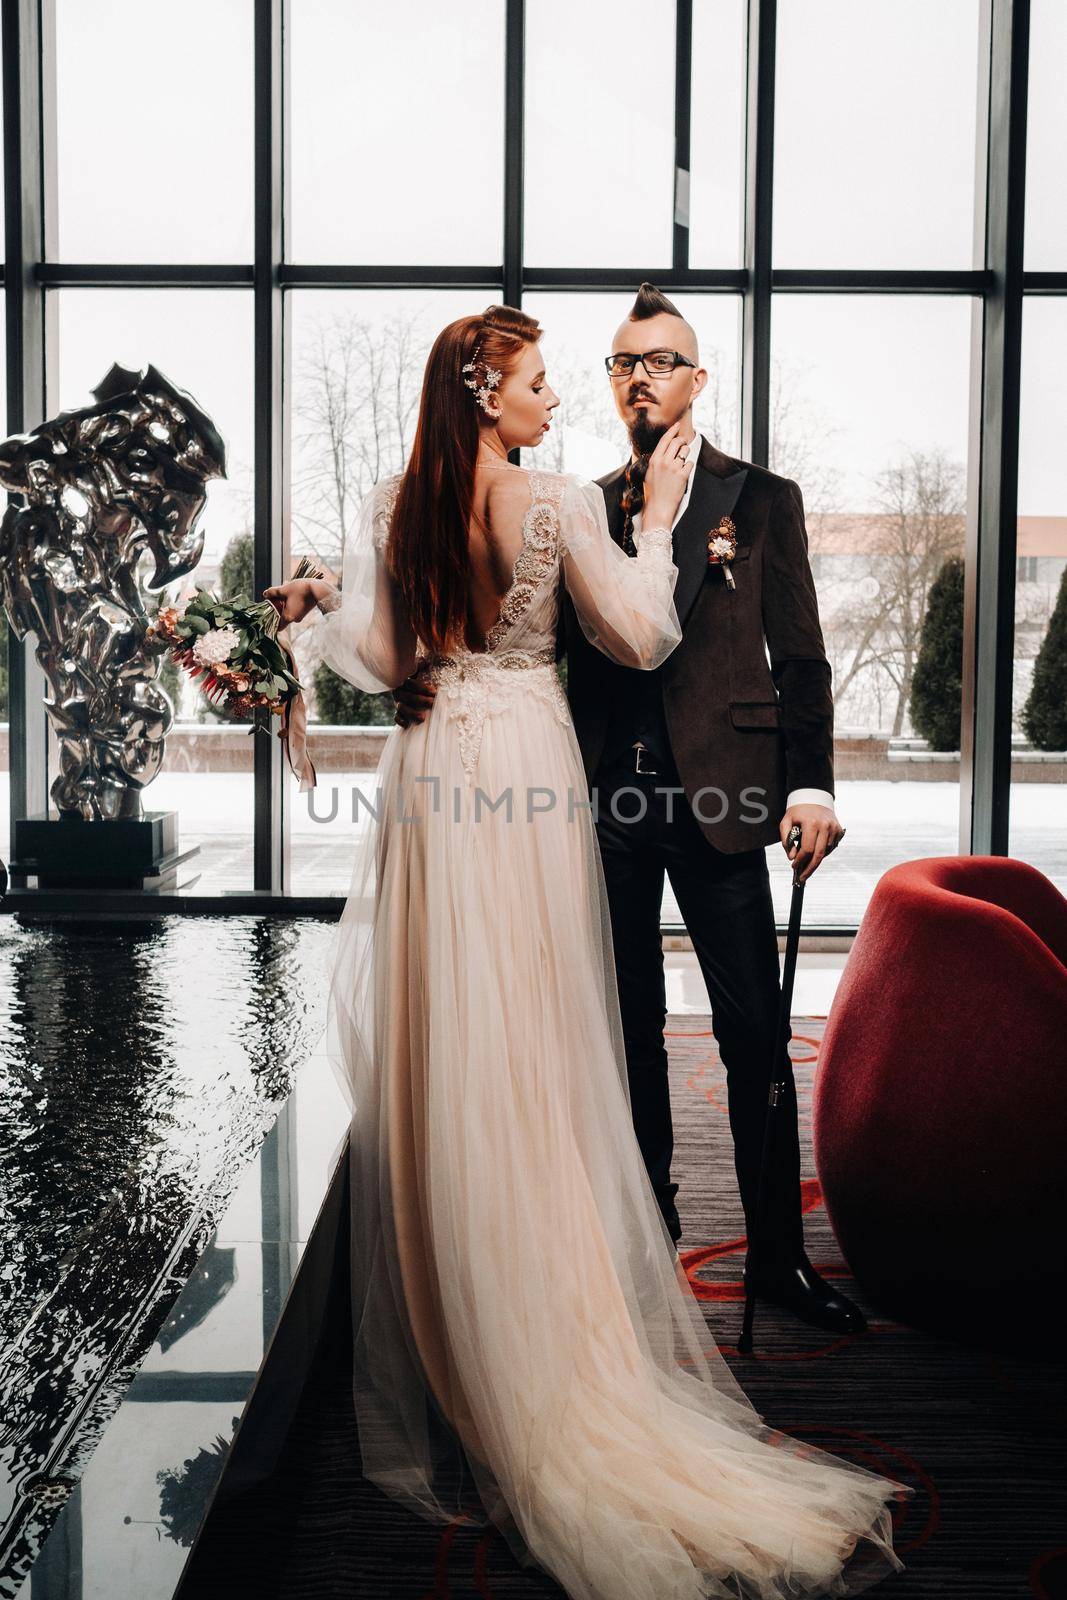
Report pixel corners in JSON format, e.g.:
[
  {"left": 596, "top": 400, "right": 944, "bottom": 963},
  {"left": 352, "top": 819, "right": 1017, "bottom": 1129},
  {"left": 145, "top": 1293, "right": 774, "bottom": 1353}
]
[
  {"left": 54, "top": 290, "right": 256, "bottom": 891},
  {"left": 688, "top": 0, "right": 746, "bottom": 269},
  {"left": 2, "top": 1, "right": 1059, "bottom": 919},
  {"left": 773, "top": 0, "right": 982, "bottom": 269},
  {"left": 1007, "top": 0, "right": 1067, "bottom": 894},
  {"left": 286, "top": 289, "right": 488, "bottom": 893},
  {"left": 524, "top": 0, "right": 676, "bottom": 269},
  {"left": 1011, "top": 300, "right": 1067, "bottom": 894},
  {"left": 772, "top": 296, "right": 974, "bottom": 920},
  {"left": 1024, "top": 0, "right": 1067, "bottom": 270},
  {"left": 288, "top": 3, "right": 505, "bottom": 265},
  {"left": 54, "top": 0, "right": 254, "bottom": 263}
]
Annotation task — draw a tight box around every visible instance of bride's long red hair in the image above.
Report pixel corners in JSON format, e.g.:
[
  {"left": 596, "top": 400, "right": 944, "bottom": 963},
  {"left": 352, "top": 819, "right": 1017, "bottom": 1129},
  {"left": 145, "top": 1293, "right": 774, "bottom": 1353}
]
[{"left": 387, "top": 304, "right": 542, "bottom": 655}]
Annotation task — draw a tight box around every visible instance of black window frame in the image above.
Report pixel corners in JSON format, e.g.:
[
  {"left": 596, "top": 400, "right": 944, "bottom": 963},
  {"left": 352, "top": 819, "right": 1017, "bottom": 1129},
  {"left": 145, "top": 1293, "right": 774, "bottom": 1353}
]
[{"left": 2, "top": 0, "right": 1054, "bottom": 923}]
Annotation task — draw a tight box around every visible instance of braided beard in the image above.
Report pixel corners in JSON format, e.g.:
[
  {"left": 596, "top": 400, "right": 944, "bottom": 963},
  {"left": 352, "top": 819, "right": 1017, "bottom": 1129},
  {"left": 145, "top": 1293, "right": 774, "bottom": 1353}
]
[
  {"left": 630, "top": 414, "right": 668, "bottom": 459},
  {"left": 619, "top": 416, "right": 669, "bottom": 556}
]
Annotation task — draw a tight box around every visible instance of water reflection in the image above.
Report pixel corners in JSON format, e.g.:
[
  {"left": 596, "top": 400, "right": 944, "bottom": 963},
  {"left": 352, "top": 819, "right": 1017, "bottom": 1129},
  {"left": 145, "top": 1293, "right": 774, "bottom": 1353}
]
[
  {"left": 0, "top": 916, "right": 335, "bottom": 1599},
  {"left": 156, "top": 1426, "right": 238, "bottom": 1549}
]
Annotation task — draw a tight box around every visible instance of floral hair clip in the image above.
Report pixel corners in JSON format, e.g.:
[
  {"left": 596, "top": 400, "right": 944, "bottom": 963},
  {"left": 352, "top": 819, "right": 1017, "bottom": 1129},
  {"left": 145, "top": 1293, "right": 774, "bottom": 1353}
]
[
  {"left": 461, "top": 343, "right": 503, "bottom": 416},
  {"left": 707, "top": 515, "right": 738, "bottom": 589}
]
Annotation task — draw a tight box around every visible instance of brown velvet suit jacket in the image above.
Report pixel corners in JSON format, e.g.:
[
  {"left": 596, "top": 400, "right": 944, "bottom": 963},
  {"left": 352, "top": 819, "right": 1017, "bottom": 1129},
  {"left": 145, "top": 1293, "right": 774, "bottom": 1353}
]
[{"left": 557, "top": 436, "right": 834, "bottom": 854}]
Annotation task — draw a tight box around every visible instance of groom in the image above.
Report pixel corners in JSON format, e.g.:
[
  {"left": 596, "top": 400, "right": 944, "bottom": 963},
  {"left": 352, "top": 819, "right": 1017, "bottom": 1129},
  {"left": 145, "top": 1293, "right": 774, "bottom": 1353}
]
[{"left": 393, "top": 284, "right": 862, "bottom": 1336}]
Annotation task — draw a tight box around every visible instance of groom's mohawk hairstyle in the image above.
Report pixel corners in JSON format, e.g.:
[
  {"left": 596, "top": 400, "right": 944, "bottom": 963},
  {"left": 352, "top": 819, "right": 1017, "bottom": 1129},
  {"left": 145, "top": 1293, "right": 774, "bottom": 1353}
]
[{"left": 629, "top": 282, "right": 684, "bottom": 322}]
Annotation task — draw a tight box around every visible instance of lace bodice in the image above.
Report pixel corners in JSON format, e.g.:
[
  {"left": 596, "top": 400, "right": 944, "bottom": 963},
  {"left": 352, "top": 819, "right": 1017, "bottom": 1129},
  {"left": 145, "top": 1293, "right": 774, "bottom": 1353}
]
[
  {"left": 482, "top": 471, "right": 567, "bottom": 652},
  {"left": 410, "top": 472, "right": 569, "bottom": 781},
  {"left": 313, "top": 465, "right": 682, "bottom": 782}
]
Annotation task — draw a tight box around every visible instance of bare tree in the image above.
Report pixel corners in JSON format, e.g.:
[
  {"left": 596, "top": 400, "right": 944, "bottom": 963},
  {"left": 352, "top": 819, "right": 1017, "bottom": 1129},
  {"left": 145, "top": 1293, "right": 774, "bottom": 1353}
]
[
  {"left": 816, "top": 448, "right": 966, "bottom": 736},
  {"left": 290, "top": 310, "right": 426, "bottom": 571},
  {"left": 692, "top": 346, "right": 738, "bottom": 461},
  {"left": 767, "top": 354, "right": 843, "bottom": 517}
]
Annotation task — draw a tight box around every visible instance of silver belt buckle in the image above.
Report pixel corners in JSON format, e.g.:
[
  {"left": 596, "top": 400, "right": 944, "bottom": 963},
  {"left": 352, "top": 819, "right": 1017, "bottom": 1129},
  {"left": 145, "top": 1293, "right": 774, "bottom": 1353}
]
[{"left": 633, "top": 742, "right": 658, "bottom": 777}]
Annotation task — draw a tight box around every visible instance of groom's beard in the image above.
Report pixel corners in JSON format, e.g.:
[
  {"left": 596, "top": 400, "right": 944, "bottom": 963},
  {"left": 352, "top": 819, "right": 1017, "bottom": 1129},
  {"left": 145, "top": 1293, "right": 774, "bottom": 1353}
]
[
  {"left": 620, "top": 410, "right": 670, "bottom": 555},
  {"left": 629, "top": 412, "right": 668, "bottom": 461}
]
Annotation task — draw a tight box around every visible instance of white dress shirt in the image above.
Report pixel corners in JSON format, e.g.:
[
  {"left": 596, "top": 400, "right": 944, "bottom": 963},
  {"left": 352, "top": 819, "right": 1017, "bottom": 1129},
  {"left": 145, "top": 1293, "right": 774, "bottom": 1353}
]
[{"left": 631, "top": 432, "right": 836, "bottom": 819}]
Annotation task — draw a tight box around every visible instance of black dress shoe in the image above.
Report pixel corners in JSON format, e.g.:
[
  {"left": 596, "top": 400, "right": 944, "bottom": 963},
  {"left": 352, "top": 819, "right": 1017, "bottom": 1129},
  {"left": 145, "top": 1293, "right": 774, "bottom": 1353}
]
[
  {"left": 655, "top": 1183, "right": 681, "bottom": 1244},
  {"left": 742, "top": 1249, "right": 868, "bottom": 1334}
]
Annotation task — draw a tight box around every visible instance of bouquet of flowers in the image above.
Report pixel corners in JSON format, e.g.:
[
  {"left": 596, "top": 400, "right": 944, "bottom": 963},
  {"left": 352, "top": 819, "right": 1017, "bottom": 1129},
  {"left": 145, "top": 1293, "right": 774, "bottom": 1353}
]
[{"left": 147, "top": 554, "right": 324, "bottom": 789}]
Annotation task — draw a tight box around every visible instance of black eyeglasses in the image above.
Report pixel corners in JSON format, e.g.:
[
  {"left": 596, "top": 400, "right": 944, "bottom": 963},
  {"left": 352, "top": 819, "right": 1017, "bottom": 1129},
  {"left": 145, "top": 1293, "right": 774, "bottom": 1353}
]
[{"left": 604, "top": 349, "right": 697, "bottom": 379}]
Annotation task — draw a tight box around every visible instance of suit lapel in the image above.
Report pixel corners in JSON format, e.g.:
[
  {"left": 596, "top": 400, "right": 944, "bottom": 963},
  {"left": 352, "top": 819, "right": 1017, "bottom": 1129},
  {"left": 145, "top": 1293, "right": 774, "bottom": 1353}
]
[{"left": 671, "top": 447, "right": 749, "bottom": 626}]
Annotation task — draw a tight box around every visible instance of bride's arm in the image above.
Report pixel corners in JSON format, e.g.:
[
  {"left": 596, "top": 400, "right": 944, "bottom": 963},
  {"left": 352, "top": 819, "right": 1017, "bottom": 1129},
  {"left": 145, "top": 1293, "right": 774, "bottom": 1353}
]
[
  {"left": 558, "top": 474, "right": 682, "bottom": 670},
  {"left": 312, "top": 479, "right": 420, "bottom": 693}
]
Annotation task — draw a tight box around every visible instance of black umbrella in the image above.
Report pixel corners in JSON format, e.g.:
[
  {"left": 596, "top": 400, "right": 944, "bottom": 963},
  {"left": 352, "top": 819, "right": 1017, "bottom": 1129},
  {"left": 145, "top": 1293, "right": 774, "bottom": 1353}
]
[{"left": 738, "top": 822, "right": 805, "bottom": 1356}]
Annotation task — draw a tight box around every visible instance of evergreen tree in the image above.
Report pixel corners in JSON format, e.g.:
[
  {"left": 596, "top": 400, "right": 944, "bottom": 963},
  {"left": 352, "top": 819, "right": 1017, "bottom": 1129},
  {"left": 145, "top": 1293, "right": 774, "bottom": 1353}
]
[
  {"left": 910, "top": 555, "right": 964, "bottom": 752},
  {"left": 197, "top": 530, "right": 255, "bottom": 724},
  {"left": 218, "top": 529, "right": 254, "bottom": 602},
  {"left": 156, "top": 648, "right": 183, "bottom": 715},
  {"left": 1023, "top": 564, "right": 1067, "bottom": 751},
  {"left": 313, "top": 660, "right": 394, "bottom": 726},
  {"left": 0, "top": 610, "right": 9, "bottom": 721}
]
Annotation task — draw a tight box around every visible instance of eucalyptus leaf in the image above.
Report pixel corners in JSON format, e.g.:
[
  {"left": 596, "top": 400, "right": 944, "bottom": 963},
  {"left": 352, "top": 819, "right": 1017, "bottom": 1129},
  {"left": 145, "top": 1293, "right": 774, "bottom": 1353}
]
[{"left": 260, "top": 640, "right": 288, "bottom": 673}]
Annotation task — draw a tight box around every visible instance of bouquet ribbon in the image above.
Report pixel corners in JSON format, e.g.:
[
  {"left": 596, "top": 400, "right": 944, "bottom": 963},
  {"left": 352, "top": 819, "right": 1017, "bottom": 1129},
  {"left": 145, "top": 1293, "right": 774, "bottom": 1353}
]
[{"left": 276, "top": 625, "right": 318, "bottom": 793}]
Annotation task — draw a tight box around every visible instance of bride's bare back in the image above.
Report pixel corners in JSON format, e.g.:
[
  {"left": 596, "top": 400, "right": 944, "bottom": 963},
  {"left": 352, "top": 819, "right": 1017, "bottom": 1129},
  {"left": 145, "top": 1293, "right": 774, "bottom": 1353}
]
[{"left": 463, "top": 463, "right": 538, "bottom": 651}]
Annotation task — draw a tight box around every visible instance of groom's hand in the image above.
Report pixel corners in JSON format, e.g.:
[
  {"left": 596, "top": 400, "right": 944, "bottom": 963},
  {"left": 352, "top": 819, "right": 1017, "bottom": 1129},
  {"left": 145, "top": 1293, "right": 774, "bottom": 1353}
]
[
  {"left": 393, "top": 674, "right": 436, "bottom": 728},
  {"left": 780, "top": 804, "right": 845, "bottom": 884}
]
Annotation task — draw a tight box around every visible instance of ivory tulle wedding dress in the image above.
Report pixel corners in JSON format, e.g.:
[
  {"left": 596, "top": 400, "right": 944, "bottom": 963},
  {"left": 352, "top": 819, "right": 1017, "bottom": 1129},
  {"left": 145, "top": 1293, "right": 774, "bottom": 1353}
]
[{"left": 312, "top": 464, "right": 913, "bottom": 1600}]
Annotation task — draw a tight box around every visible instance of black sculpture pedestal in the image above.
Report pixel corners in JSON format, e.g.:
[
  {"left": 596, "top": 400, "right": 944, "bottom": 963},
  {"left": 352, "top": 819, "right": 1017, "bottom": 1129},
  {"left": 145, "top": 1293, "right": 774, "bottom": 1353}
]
[{"left": 12, "top": 811, "right": 200, "bottom": 891}]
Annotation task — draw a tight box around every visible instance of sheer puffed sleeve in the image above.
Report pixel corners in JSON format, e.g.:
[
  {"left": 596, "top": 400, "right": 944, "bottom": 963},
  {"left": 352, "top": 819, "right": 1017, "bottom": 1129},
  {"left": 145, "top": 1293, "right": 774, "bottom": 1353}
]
[
  {"left": 313, "top": 476, "right": 419, "bottom": 693},
  {"left": 558, "top": 474, "right": 682, "bottom": 670}
]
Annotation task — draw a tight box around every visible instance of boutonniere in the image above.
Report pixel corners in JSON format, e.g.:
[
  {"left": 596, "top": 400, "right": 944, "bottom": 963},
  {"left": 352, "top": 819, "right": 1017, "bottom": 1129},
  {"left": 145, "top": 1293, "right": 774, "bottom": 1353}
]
[{"left": 707, "top": 516, "right": 738, "bottom": 589}]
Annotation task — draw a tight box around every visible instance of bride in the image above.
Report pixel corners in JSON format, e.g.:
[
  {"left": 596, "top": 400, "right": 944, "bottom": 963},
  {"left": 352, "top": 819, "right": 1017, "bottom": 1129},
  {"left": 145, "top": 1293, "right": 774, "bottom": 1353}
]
[{"left": 267, "top": 304, "right": 913, "bottom": 1599}]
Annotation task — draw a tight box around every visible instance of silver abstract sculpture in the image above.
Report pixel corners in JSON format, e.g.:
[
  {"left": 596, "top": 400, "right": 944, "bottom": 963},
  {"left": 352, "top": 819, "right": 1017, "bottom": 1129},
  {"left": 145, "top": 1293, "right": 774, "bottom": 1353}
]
[{"left": 0, "top": 364, "right": 226, "bottom": 820}]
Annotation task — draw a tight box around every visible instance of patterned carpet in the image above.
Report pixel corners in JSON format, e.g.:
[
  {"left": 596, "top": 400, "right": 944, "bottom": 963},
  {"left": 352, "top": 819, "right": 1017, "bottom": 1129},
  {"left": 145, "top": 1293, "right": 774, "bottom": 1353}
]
[{"left": 181, "top": 1019, "right": 1067, "bottom": 1600}]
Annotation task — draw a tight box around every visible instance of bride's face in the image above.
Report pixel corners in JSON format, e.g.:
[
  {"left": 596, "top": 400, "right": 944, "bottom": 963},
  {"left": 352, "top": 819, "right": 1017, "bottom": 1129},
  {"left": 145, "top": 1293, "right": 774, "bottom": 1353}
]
[{"left": 491, "top": 341, "right": 560, "bottom": 451}]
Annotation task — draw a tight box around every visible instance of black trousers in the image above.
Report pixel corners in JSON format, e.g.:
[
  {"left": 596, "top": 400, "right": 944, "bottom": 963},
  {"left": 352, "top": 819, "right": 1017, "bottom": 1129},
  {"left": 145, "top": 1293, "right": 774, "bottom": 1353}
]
[{"left": 593, "top": 747, "right": 805, "bottom": 1262}]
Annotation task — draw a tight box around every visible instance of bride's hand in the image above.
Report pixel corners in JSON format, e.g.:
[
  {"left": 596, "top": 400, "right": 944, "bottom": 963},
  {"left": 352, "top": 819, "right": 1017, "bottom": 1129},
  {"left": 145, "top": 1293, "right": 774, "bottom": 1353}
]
[
  {"left": 641, "top": 422, "right": 692, "bottom": 530},
  {"left": 263, "top": 578, "right": 333, "bottom": 626}
]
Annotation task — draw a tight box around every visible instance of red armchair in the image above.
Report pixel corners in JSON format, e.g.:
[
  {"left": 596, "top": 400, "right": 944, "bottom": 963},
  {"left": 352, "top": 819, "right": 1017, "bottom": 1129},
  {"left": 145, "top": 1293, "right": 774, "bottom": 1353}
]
[{"left": 814, "top": 857, "right": 1067, "bottom": 1355}]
